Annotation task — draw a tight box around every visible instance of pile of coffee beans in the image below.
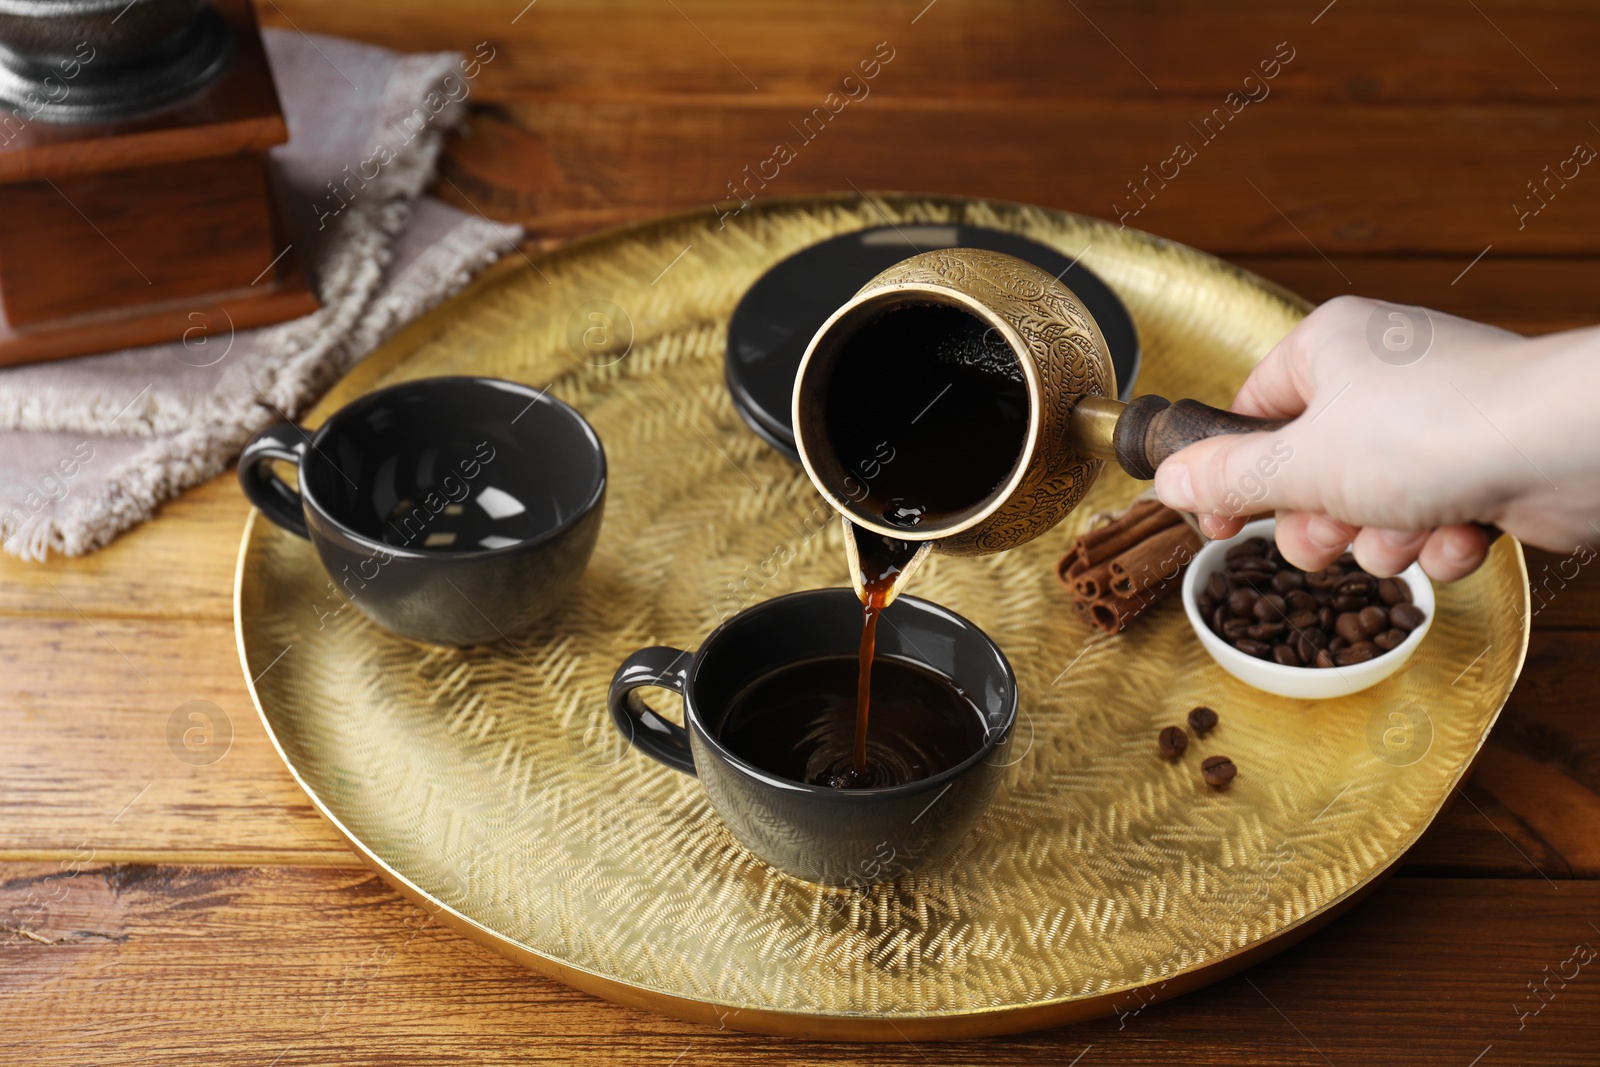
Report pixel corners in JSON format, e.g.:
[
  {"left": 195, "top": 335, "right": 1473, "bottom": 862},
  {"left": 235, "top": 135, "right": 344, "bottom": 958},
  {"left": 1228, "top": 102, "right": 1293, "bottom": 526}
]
[{"left": 1198, "top": 537, "right": 1427, "bottom": 668}]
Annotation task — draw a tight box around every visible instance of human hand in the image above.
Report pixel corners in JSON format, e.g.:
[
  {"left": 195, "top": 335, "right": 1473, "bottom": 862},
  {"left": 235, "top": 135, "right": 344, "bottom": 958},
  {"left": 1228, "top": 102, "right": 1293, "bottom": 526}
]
[{"left": 1151, "top": 295, "right": 1600, "bottom": 581}]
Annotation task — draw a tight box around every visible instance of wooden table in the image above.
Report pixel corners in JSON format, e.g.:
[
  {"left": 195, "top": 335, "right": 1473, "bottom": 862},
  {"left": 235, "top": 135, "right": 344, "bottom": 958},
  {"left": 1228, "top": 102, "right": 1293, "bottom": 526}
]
[{"left": 5, "top": 2, "right": 1599, "bottom": 1063}]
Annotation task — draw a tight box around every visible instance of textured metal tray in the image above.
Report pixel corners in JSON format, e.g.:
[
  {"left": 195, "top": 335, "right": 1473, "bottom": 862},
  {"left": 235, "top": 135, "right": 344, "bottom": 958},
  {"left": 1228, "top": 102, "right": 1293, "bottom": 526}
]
[{"left": 236, "top": 193, "right": 1530, "bottom": 1040}]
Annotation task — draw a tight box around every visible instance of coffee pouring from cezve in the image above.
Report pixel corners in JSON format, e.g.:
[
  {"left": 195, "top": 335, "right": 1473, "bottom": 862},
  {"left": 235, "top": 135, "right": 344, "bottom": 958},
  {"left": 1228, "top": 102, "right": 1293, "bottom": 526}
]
[{"left": 792, "top": 247, "right": 1287, "bottom": 602}]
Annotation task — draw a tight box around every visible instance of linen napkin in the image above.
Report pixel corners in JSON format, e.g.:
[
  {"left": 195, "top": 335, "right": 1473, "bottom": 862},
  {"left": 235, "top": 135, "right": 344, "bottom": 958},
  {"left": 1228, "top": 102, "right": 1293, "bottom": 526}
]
[{"left": 0, "top": 29, "right": 523, "bottom": 559}]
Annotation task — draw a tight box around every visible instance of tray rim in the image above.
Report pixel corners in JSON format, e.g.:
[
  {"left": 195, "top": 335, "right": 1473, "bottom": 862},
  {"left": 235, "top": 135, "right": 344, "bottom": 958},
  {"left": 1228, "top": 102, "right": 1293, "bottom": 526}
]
[{"left": 234, "top": 192, "right": 1534, "bottom": 1040}]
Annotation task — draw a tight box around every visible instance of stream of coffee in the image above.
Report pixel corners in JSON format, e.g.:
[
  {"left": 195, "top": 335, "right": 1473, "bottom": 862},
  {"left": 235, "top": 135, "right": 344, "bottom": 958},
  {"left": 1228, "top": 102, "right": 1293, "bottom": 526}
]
[{"left": 843, "top": 525, "right": 924, "bottom": 788}]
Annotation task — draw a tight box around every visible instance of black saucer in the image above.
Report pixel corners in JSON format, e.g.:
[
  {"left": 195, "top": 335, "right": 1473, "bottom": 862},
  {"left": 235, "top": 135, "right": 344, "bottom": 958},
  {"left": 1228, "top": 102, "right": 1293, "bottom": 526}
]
[{"left": 724, "top": 224, "right": 1142, "bottom": 461}]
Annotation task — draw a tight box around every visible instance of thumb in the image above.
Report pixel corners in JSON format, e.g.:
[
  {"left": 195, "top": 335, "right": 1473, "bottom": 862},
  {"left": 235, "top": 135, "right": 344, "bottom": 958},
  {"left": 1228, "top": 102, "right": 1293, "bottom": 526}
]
[{"left": 1151, "top": 431, "right": 1299, "bottom": 520}]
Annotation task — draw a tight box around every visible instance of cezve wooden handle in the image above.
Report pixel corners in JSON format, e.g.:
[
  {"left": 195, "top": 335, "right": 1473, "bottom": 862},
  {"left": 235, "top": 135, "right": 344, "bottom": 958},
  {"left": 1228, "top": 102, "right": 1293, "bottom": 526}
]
[
  {"left": 1112, "top": 395, "right": 1289, "bottom": 481},
  {"left": 1107, "top": 394, "right": 1503, "bottom": 544}
]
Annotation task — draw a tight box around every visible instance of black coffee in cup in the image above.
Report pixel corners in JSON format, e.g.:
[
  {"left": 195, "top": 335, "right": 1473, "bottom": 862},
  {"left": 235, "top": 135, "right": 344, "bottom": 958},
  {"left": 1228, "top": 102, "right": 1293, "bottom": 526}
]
[
  {"left": 715, "top": 654, "right": 989, "bottom": 790},
  {"left": 608, "top": 589, "right": 1016, "bottom": 885}
]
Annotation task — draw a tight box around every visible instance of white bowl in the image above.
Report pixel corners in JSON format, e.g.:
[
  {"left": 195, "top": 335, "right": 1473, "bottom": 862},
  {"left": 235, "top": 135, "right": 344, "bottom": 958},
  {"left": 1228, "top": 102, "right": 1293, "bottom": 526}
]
[{"left": 1182, "top": 518, "right": 1435, "bottom": 700}]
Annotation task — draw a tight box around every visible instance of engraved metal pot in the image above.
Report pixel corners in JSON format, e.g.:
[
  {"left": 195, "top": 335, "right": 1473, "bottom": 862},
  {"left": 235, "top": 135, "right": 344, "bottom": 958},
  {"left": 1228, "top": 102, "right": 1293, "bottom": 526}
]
[{"left": 792, "top": 247, "right": 1119, "bottom": 556}]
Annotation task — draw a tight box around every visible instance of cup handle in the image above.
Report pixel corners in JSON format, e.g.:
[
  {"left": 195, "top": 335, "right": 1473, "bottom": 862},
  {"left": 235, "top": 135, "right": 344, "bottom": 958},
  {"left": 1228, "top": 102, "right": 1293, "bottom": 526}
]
[
  {"left": 607, "top": 646, "right": 696, "bottom": 775},
  {"left": 239, "top": 422, "right": 311, "bottom": 540}
]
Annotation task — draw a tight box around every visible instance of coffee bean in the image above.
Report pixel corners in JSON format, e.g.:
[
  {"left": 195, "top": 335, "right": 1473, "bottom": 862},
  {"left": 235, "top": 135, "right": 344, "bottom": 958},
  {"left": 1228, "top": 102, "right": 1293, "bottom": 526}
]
[
  {"left": 1328, "top": 635, "right": 1349, "bottom": 653},
  {"left": 1272, "top": 643, "right": 1301, "bottom": 666},
  {"left": 1272, "top": 569, "right": 1305, "bottom": 594},
  {"left": 1222, "top": 618, "right": 1252, "bottom": 641},
  {"left": 1285, "top": 589, "right": 1318, "bottom": 613},
  {"left": 1232, "top": 568, "right": 1276, "bottom": 592},
  {"left": 1335, "top": 642, "right": 1377, "bottom": 666},
  {"left": 1247, "top": 621, "right": 1286, "bottom": 641},
  {"left": 1335, "top": 611, "right": 1366, "bottom": 644},
  {"left": 1234, "top": 638, "right": 1272, "bottom": 659},
  {"left": 1306, "top": 567, "right": 1343, "bottom": 591},
  {"left": 1199, "top": 594, "right": 1218, "bottom": 618},
  {"left": 1158, "top": 725, "right": 1189, "bottom": 758},
  {"left": 1373, "top": 628, "right": 1408, "bottom": 651},
  {"left": 1201, "top": 755, "right": 1237, "bottom": 788},
  {"left": 1314, "top": 648, "right": 1336, "bottom": 669},
  {"left": 1187, "top": 705, "right": 1219, "bottom": 736},
  {"left": 1286, "top": 610, "right": 1319, "bottom": 630},
  {"left": 1337, "top": 551, "right": 1358, "bottom": 568},
  {"left": 1358, "top": 605, "right": 1389, "bottom": 637},
  {"left": 1377, "top": 576, "right": 1413, "bottom": 606},
  {"left": 1331, "top": 595, "right": 1369, "bottom": 613},
  {"left": 1295, "top": 630, "right": 1329, "bottom": 658},
  {"left": 1317, "top": 606, "right": 1336, "bottom": 631},
  {"left": 1228, "top": 588, "right": 1261, "bottom": 619},
  {"left": 1225, "top": 538, "right": 1267, "bottom": 562},
  {"left": 1237, "top": 557, "right": 1279, "bottom": 575},
  {"left": 1336, "top": 574, "right": 1376, "bottom": 598},
  {"left": 1253, "top": 594, "right": 1287, "bottom": 622},
  {"left": 1264, "top": 541, "right": 1285, "bottom": 565},
  {"left": 1390, "top": 603, "right": 1426, "bottom": 631},
  {"left": 1206, "top": 572, "right": 1231, "bottom": 601},
  {"left": 1212, "top": 605, "right": 1231, "bottom": 633}
]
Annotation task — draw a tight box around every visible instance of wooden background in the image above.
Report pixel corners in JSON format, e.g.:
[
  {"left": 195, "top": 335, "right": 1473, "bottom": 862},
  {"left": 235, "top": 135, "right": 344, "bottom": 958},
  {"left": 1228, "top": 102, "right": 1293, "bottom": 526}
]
[{"left": 4, "top": 1, "right": 1600, "bottom": 1063}]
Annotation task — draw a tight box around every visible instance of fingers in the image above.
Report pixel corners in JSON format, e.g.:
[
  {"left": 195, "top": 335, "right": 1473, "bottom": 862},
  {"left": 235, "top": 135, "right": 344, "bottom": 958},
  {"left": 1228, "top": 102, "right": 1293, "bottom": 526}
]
[
  {"left": 1153, "top": 432, "right": 1296, "bottom": 519},
  {"left": 1352, "top": 526, "right": 1430, "bottom": 578},
  {"left": 1228, "top": 297, "right": 1361, "bottom": 420},
  {"left": 1273, "top": 510, "right": 1358, "bottom": 572},
  {"left": 1243, "top": 516, "right": 1489, "bottom": 582},
  {"left": 1231, "top": 337, "right": 1313, "bottom": 420},
  {"left": 1417, "top": 523, "right": 1491, "bottom": 582},
  {"left": 1198, "top": 513, "right": 1247, "bottom": 540}
]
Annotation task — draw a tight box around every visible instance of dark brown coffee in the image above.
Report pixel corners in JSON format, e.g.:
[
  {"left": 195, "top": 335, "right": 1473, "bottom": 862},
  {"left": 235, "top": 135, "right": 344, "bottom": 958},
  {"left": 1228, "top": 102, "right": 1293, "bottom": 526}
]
[
  {"left": 822, "top": 302, "right": 1028, "bottom": 529},
  {"left": 846, "top": 524, "right": 923, "bottom": 786},
  {"left": 715, "top": 654, "right": 989, "bottom": 789}
]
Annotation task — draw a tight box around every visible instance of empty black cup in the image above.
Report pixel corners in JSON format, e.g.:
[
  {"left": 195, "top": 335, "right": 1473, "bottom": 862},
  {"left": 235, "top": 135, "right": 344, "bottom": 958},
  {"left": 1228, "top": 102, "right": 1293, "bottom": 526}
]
[
  {"left": 239, "top": 376, "right": 605, "bottom": 646},
  {"left": 608, "top": 589, "right": 1017, "bottom": 886}
]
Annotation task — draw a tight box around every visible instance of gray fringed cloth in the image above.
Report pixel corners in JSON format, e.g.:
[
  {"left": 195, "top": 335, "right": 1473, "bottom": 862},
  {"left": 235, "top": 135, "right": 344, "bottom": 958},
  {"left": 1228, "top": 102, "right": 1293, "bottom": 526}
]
[{"left": 0, "top": 30, "right": 522, "bottom": 559}]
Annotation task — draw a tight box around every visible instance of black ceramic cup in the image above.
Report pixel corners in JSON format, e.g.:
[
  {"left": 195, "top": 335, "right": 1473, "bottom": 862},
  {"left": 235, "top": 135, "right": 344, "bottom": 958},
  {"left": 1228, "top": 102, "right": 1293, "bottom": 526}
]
[
  {"left": 608, "top": 589, "right": 1017, "bottom": 886},
  {"left": 239, "top": 376, "right": 606, "bottom": 647}
]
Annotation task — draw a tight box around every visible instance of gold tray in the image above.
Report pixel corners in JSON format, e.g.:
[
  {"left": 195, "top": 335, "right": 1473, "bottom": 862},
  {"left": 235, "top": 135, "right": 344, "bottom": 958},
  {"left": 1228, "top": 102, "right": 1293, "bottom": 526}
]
[{"left": 236, "top": 193, "right": 1530, "bottom": 1040}]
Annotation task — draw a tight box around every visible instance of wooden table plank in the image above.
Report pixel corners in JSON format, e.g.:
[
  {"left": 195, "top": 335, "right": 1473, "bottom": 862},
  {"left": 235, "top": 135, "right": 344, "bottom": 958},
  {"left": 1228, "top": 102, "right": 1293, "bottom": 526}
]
[
  {"left": 0, "top": 606, "right": 348, "bottom": 864},
  {"left": 3, "top": 868, "right": 1596, "bottom": 1064},
  {"left": 261, "top": 0, "right": 1600, "bottom": 106},
  {"left": 1235, "top": 256, "right": 1600, "bottom": 337},
  {"left": 435, "top": 101, "right": 1600, "bottom": 257},
  {"left": 0, "top": 475, "right": 244, "bottom": 623}
]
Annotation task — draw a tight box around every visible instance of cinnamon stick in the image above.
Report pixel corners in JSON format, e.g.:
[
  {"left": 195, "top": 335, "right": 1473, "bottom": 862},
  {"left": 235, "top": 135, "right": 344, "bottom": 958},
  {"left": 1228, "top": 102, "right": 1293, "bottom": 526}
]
[
  {"left": 1072, "top": 496, "right": 1166, "bottom": 556},
  {"left": 1088, "top": 594, "right": 1139, "bottom": 634},
  {"left": 1071, "top": 504, "right": 1181, "bottom": 572},
  {"left": 1072, "top": 562, "right": 1114, "bottom": 599},
  {"left": 1108, "top": 522, "right": 1204, "bottom": 599},
  {"left": 1055, "top": 497, "right": 1179, "bottom": 591},
  {"left": 1057, "top": 497, "right": 1201, "bottom": 634}
]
